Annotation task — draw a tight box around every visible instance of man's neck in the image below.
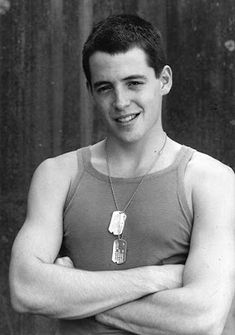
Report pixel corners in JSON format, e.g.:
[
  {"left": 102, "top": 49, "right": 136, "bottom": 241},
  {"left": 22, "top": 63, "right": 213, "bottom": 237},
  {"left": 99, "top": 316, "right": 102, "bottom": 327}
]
[
  {"left": 91, "top": 134, "right": 181, "bottom": 178},
  {"left": 104, "top": 130, "right": 168, "bottom": 178}
]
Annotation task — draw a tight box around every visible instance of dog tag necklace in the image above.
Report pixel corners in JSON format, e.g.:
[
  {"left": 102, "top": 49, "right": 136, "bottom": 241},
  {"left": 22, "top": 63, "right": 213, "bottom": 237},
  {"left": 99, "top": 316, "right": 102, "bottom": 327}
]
[{"left": 106, "top": 132, "right": 167, "bottom": 264}]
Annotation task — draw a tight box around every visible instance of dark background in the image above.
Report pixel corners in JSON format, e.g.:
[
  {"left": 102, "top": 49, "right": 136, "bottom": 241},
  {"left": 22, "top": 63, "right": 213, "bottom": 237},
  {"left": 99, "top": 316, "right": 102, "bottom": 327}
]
[{"left": 0, "top": 0, "right": 234, "bottom": 334}]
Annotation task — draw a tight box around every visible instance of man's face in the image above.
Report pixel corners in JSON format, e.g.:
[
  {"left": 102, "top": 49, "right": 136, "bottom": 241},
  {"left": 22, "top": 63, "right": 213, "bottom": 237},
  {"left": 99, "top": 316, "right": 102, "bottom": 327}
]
[{"left": 89, "top": 47, "right": 167, "bottom": 144}]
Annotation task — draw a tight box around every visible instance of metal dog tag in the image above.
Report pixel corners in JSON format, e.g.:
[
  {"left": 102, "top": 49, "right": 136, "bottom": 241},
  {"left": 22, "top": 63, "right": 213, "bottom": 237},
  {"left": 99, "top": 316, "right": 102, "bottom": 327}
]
[
  {"left": 108, "top": 211, "right": 127, "bottom": 235},
  {"left": 112, "top": 238, "right": 127, "bottom": 264}
]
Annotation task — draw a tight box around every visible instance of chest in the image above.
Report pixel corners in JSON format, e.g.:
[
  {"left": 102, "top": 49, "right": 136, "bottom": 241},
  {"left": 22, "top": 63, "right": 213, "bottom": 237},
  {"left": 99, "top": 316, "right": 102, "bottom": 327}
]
[{"left": 63, "top": 171, "right": 192, "bottom": 270}]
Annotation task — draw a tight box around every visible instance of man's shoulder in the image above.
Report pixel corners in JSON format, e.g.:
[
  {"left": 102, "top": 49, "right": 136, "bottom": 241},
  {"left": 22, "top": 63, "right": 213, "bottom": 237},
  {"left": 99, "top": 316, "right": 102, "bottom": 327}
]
[
  {"left": 34, "top": 149, "right": 82, "bottom": 187},
  {"left": 37, "top": 142, "right": 103, "bottom": 179},
  {"left": 189, "top": 150, "right": 233, "bottom": 176},
  {"left": 41, "top": 149, "right": 78, "bottom": 172},
  {"left": 186, "top": 149, "right": 234, "bottom": 190}
]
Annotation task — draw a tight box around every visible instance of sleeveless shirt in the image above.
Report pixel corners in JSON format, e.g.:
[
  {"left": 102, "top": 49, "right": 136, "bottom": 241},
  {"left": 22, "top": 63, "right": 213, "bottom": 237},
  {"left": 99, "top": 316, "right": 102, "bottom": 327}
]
[{"left": 57, "top": 145, "right": 195, "bottom": 334}]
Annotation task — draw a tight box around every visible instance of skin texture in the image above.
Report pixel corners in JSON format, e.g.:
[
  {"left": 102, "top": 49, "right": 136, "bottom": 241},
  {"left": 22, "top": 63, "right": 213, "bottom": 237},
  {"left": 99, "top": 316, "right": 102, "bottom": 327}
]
[
  {"left": 94, "top": 151, "right": 235, "bottom": 335},
  {"left": 9, "top": 150, "right": 184, "bottom": 320},
  {"left": 89, "top": 48, "right": 172, "bottom": 150},
  {"left": 9, "top": 47, "right": 235, "bottom": 335}
]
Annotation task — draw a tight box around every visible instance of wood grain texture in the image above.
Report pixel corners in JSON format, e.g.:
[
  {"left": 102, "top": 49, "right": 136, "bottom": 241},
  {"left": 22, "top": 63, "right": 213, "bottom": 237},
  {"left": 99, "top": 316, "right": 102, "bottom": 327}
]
[
  {"left": 165, "top": 0, "right": 235, "bottom": 168},
  {"left": 0, "top": 1, "right": 234, "bottom": 334}
]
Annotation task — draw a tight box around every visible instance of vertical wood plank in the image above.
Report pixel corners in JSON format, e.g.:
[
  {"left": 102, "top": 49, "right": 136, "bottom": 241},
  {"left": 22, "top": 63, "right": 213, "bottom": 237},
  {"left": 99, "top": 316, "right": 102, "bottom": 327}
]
[
  {"left": 50, "top": 0, "right": 64, "bottom": 155},
  {"left": 77, "top": 0, "right": 94, "bottom": 146},
  {"left": 31, "top": 1, "right": 52, "bottom": 163},
  {"left": 165, "top": 0, "right": 235, "bottom": 169}
]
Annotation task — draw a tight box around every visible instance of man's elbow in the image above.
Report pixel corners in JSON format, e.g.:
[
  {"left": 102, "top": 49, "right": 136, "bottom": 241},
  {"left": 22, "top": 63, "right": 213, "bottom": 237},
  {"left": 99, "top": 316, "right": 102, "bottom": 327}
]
[
  {"left": 9, "top": 266, "right": 46, "bottom": 315},
  {"left": 199, "top": 318, "right": 226, "bottom": 335},
  {"left": 180, "top": 316, "right": 223, "bottom": 335},
  {"left": 193, "top": 306, "right": 229, "bottom": 335},
  {"left": 9, "top": 263, "right": 46, "bottom": 315},
  {"left": 10, "top": 280, "right": 35, "bottom": 314},
  {"left": 177, "top": 296, "right": 230, "bottom": 335},
  {"left": 10, "top": 295, "right": 28, "bottom": 314},
  {"left": 10, "top": 279, "right": 57, "bottom": 317},
  {"left": 203, "top": 290, "right": 235, "bottom": 335}
]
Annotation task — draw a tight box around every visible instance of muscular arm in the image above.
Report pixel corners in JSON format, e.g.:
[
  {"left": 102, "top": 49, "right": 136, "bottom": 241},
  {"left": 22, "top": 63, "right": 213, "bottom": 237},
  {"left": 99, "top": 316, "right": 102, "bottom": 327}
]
[
  {"left": 9, "top": 155, "right": 183, "bottom": 320},
  {"left": 96, "top": 154, "right": 235, "bottom": 335}
]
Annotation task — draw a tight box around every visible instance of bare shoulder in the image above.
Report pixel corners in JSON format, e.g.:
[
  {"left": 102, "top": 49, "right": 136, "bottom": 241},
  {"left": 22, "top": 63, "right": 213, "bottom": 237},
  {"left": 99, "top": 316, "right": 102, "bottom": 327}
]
[
  {"left": 35, "top": 150, "right": 78, "bottom": 183},
  {"left": 28, "top": 150, "right": 79, "bottom": 208},
  {"left": 185, "top": 151, "right": 235, "bottom": 214},
  {"left": 186, "top": 151, "right": 235, "bottom": 186}
]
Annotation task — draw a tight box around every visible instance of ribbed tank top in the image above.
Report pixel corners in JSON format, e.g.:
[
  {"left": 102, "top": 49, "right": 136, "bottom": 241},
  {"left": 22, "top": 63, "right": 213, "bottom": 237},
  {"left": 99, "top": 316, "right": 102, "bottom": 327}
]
[
  {"left": 57, "top": 145, "right": 195, "bottom": 335},
  {"left": 62, "top": 145, "right": 194, "bottom": 270}
]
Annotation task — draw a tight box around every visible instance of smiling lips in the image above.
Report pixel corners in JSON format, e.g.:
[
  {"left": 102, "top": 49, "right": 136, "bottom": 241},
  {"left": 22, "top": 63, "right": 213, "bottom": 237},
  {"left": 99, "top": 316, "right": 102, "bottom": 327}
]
[{"left": 115, "top": 113, "right": 140, "bottom": 123}]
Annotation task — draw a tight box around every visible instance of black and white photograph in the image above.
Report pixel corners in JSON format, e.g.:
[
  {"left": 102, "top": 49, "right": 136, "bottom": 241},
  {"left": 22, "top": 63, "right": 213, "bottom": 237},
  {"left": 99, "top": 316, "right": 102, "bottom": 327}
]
[{"left": 1, "top": 1, "right": 235, "bottom": 334}]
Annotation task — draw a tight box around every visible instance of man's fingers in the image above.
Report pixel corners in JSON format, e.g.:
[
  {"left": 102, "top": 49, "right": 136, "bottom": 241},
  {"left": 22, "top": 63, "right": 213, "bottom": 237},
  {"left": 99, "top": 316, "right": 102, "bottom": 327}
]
[{"left": 55, "top": 256, "right": 74, "bottom": 268}]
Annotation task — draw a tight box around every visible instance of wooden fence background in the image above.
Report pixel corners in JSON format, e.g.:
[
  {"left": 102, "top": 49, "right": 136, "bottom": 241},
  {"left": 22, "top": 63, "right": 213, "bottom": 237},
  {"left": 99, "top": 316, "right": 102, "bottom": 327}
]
[{"left": 0, "top": 0, "right": 234, "bottom": 334}]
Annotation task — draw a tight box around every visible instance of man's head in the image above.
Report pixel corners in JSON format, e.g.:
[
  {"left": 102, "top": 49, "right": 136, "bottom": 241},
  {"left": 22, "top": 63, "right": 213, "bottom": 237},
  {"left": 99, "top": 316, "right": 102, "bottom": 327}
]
[{"left": 82, "top": 14, "right": 167, "bottom": 87}]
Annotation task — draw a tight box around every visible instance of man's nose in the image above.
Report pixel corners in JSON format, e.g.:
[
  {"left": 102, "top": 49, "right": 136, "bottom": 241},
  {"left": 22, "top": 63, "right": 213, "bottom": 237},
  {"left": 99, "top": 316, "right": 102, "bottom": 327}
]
[{"left": 113, "top": 87, "right": 130, "bottom": 110}]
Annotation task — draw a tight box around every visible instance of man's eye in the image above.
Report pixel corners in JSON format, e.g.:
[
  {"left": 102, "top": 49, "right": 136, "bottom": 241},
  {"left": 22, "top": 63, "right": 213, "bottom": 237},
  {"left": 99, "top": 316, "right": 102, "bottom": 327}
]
[
  {"left": 128, "top": 81, "right": 144, "bottom": 88},
  {"left": 97, "top": 86, "right": 111, "bottom": 94}
]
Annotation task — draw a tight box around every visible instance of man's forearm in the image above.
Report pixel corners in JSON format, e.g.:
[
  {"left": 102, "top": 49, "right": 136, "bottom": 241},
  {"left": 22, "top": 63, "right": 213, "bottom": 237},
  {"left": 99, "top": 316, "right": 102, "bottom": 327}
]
[
  {"left": 10, "top": 258, "right": 182, "bottom": 320},
  {"left": 10, "top": 261, "right": 153, "bottom": 319},
  {"left": 96, "top": 290, "right": 184, "bottom": 335},
  {"left": 96, "top": 286, "right": 226, "bottom": 335}
]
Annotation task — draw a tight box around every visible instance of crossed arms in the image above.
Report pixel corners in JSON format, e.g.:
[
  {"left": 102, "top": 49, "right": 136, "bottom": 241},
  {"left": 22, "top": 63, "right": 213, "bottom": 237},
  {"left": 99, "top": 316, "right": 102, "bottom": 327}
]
[{"left": 9, "top": 151, "right": 235, "bottom": 335}]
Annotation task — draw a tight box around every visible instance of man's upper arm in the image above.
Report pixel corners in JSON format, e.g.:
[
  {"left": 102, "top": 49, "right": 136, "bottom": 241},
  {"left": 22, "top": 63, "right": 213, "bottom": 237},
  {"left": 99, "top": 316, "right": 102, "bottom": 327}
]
[
  {"left": 183, "top": 153, "right": 235, "bottom": 319},
  {"left": 94, "top": 153, "right": 235, "bottom": 334},
  {"left": 11, "top": 154, "right": 74, "bottom": 267}
]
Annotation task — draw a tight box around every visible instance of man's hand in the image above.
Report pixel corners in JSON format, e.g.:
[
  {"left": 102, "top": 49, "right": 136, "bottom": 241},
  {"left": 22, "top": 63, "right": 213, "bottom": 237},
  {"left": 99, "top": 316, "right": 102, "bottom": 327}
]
[
  {"left": 156, "top": 264, "right": 184, "bottom": 290},
  {"left": 95, "top": 264, "right": 184, "bottom": 328},
  {"left": 55, "top": 256, "right": 75, "bottom": 269}
]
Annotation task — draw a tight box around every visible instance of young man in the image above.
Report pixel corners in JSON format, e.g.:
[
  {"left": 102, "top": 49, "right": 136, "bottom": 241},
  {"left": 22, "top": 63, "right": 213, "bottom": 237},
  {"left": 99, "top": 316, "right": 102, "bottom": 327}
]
[{"left": 9, "top": 14, "right": 235, "bottom": 335}]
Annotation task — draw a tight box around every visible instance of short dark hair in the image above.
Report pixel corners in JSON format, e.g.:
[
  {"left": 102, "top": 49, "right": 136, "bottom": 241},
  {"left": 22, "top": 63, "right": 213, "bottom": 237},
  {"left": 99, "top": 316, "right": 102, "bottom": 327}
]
[{"left": 82, "top": 14, "right": 167, "bottom": 86}]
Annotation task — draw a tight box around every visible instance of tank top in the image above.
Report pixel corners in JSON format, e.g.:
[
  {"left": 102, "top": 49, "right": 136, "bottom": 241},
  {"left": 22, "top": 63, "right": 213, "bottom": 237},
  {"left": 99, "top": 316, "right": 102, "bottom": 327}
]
[{"left": 57, "top": 145, "right": 195, "bottom": 334}]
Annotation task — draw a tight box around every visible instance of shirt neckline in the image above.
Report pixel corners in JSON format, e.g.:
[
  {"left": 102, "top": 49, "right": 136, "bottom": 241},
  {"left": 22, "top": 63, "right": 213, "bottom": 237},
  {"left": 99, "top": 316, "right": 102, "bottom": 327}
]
[{"left": 81, "top": 145, "right": 188, "bottom": 183}]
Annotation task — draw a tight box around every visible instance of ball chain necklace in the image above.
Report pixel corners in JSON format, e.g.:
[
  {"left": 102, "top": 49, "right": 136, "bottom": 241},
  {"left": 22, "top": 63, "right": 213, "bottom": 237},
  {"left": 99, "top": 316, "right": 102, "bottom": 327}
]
[{"left": 106, "top": 132, "right": 167, "bottom": 264}]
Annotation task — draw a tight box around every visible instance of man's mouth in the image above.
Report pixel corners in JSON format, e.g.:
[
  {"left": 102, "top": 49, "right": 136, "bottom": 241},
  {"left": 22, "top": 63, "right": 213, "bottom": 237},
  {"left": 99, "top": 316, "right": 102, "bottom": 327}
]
[{"left": 115, "top": 113, "right": 140, "bottom": 123}]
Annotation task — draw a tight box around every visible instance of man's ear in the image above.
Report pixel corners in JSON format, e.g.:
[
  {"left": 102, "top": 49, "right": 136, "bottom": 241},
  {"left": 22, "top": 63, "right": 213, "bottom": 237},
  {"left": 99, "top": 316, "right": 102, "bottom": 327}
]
[{"left": 159, "top": 65, "right": 172, "bottom": 95}]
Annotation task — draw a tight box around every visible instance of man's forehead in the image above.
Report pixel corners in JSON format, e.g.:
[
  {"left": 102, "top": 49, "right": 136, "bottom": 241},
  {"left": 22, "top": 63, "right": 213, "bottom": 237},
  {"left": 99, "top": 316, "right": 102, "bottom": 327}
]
[
  {"left": 89, "top": 47, "right": 153, "bottom": 82},
  {"left": 89, "top": 47, "right": 148, "bottom": 65}
]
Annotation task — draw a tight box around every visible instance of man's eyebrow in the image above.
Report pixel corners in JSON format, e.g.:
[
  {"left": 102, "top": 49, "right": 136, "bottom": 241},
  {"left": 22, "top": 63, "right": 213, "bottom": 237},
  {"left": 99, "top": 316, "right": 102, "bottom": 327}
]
[
  {"left": 93, "top": 75, "right": 148, "bottom": 89},
  {"left": 93, "top": 81, "right": 111, "bottom": 89},
  {"left": 123, "top": 75, "right": 148, "bottom": 81}
]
